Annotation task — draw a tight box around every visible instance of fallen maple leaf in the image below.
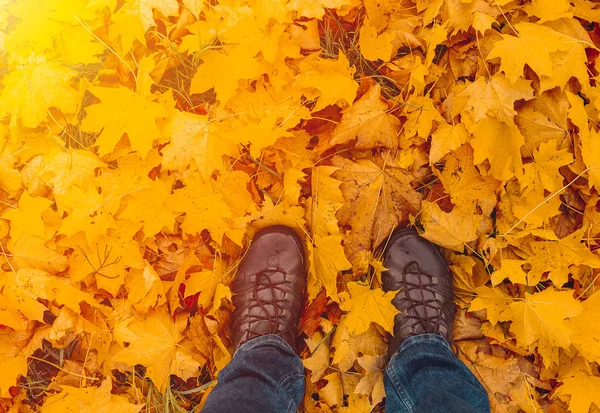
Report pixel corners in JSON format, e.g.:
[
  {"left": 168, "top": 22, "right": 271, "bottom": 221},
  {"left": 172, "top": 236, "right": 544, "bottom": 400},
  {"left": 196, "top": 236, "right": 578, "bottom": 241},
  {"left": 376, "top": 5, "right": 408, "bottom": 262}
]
[
  {"left": 338, "top": 282, "right": 399, "bottom": 335},
  {"left": 330, "top": 84, "right": 401, "bottom": 149},
  {"left": 111, "top": 306, "right": 201, "bottom": 390},
  {"left": 81, "top": 87, "right": 168, "bottom": 156},
  {"left": 0, "top": 61, "right": 79, "bottom": 128},
  {"left": 41, "top": 377, "right": 143, "bottom": 413},
  {"left": 332, "top": 154, "right": 422, "bottom": 273},
  {"left": 554, "top": 374, "right": 600, "bottom": 413}
]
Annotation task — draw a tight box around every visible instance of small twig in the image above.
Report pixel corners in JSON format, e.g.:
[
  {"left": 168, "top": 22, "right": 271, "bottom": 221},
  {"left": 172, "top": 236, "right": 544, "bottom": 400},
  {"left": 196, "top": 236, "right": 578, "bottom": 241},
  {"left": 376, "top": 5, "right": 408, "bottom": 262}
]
[
  {"left": 78, "top": 245, "right": 122, "bottom": 279},
  {"left": 310, "top": 325, "right": 337, "bottom": 357},
  {"left": 245, "top": 152, "right": 282, "bottom": 178},
  {"left": 171, "top": 380, "right": 217, "bottom": 395}
]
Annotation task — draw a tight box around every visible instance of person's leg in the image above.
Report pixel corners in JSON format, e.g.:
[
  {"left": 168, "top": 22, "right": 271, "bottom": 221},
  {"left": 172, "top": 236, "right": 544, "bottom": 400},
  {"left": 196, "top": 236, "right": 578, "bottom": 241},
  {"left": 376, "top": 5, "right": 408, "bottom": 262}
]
[
  {"left": 384, "top": 334, "right": 489, "bottom": 413},
  {"left": 200, "top": 226, "right": 308, "bottom": 413},
  {"left": 201, "top": 334, "right": 305, "bottom": 413},
  {"left": 381, "top": 229, "right": 490, "bottom": 413}
]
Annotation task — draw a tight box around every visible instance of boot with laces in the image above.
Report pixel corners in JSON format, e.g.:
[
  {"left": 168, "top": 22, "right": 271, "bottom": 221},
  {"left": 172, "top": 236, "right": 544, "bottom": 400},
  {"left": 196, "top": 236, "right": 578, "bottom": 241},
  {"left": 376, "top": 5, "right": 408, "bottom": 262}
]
[
  {"left": 230, "top": 226, "right": 307, "bottom": 351},
  {"left": 381, "top": 228, "right": 455, "bottom": 356}
]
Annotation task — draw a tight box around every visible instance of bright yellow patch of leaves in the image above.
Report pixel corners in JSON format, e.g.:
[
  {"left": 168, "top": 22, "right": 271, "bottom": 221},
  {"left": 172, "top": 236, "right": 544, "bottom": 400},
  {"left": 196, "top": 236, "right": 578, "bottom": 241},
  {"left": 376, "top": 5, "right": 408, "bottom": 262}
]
[{"left": 0, "top": 0, "right": 600, "bottom": 412}]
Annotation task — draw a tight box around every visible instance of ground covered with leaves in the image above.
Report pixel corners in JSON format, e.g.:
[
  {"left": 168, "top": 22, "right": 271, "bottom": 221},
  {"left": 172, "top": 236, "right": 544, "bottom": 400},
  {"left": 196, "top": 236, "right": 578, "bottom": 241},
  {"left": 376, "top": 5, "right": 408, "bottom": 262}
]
[{"left": 0, "top": 0, "right": 600, "bottom": 411}]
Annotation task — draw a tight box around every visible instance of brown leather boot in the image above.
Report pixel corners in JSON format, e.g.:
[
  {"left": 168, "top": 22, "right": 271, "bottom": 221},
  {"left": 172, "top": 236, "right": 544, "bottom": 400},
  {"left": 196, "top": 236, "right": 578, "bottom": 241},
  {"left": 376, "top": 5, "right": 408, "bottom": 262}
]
[
  {"left": 230, "top": 226, "right": 307, "bottom": 351},
  {"left": 381, "top": 228, "right": 454, "bottom": 355}
]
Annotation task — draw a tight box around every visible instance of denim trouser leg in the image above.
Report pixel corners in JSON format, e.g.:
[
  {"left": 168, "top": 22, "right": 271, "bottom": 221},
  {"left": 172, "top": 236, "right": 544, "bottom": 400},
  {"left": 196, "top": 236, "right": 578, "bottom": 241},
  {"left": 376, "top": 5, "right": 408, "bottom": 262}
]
[
  {"left": 202, "top": 333, "right": 489, "bottom": 413},
  {"left": 201, "top": 334, "right": 305, "bottom": 413},
  {"left": 384, "top": 334, "right": 490, "bottom": 413}
]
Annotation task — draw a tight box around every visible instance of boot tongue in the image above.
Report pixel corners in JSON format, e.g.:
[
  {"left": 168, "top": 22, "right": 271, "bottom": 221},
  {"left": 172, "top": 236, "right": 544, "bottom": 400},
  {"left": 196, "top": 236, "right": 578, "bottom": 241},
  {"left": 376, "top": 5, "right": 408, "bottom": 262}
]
[
  {"left": 250, "top": 268, "right": 286, "bottom": 333},
  {"left": 255, "top": 268, "right": 285, "bottom": 302},
  {"left": 250, "top": 319, "right": 277, "bottom": 337},
  {"left": 402, "top": 262, "right": 439, "bottom": 334}
]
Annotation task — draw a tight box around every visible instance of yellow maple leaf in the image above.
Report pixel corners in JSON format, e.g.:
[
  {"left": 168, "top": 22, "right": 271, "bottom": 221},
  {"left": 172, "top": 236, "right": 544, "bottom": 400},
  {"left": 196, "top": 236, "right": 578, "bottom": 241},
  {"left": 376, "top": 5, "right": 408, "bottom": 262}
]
[
  {"left": 127, "top": 264, "right": 167, "bottom": 313},
  {"left": 330, "top": 84, "right": 400, "bottom": 149},
  {"left": 168, "top": 253, "right": 201, "bottom": 315},
  {"left": 490, "top": 259, "right": 528, "bottom": 285},
  {"left": 160, "top": 111, "right": 235, "bottom": 176},
  {"left": 8, "top": 233, "right": 68, "bottom": 275},
  {"left": 539, "top": 31, "right": 590, "bottom": 93},
  {"left": 419, "top": 201, "right": 482, "bottom": 252},
  {"left": 308, "top": 234, "right": 352, "bottom": 302},
  {"left": 56, "top": 25, "right": 105, "bottom": 65},
  {"left": 464, "top": 116, "right": 525, "bottom": 182},
  {"left": 359, "top": 18, "right": 396, "bottom": 61},
  {"left": 56, "top": 185, "right": 115, "bottom": 245},
  {"left": 67, "top": 229, "right": 139, "bottom": 296},
  {"left": 250, "top": 197, "right": 307, "bottom": 233},
  {"left": 402, "top": 96, "right": 444, "bottom": 141},
  {"left": 498, "top": 180, "right": 562, "bottom": 232},
  {"left": 287, "top": 0, "right": 354, "bottom": 19},
  {"left": 190, "top": 47, "right": 261, "bottom": 105},
  {"left": 569, "top": 91, "right": 600, "bottom": 189},
  {"left": 0, "top": 330, "right": 28, "bottom": 397},
  {"left": 294, "top": 53, "right": 358, "bottom": 111},
  {"left": 182, "top": 0, "right": 204, "bottom": 16},
  {"left": 166, "top": 175, "right": 233, "bottom": 243},
  {"left": 320, "top": 372, "right": 344, "bottom": 407},
  {"left": 0, "top": 61, "right": 79, "bottom": 128},
  {"left": 4, "top": 0, "right": 62, "bottom": 58},
  {"left": 307, "top": 166, "right": 344, "bottom": 238},
  {"left": 554, "top": 374, "right": 600, "bottom": 413},
  {"left": 339, "top": 394, "right": 374, "bottom": 413},
  {"left": 120, "top": 179, "right": 175, "bottom": 236},
  {"left": 332, "top": 316, "right": 387, "bottom": 372},
  {"left": 37, "top": 149, "right": 105, "bottom": 195},
  {"left": 332, "top": 154, "right": 422, "bottom": 273},
  {"left": 4, "top": 0, "right": 111, "bottom": 60},
  {"left": 338, "top": 282, "right": 399, "bottom": 335},
  {"left": 355, "top": 354, "right": 386, "bottom": 405},
  {"left": 499, "top": 289, "right": 583, "bottom": 366},
  {"left": 3, "top": 191, "right": 52, "bottom": 240},
  {"left": 429, "top": 123, "right": 469, "bottom": 164},
  {"left": 120, "top": 0, "right": 179, "bottom": 31},
  {"left": 434, "top": 144, "right": 498, "bottom": 215},
  {"left": 303, "top": 331, "right": 331, "bottom": 383},
  {"left": 208, "top": 282, "right": 231, "bottom": 321},
  {"left": 111, "top": 306, "right": 200, "bottom": 390},
  {"left": 450, "top": 255, "right": 489, "bottom": 306},
  {"left": 457, "top": 340, "right": 523, "bottom": 412},
  {"left": 223, "top": 112, "right": 291, "bottom": 157},
  {"left": 469, "top": 286, "right": 512, "bottom": 326},
  {"left": 109, "top": 8, "right": 147, "bottom": 51},
  {"left": 568, "top": 291, "right": 600, "bottom": 363},
  {"left": 524, "top": 0, "right": 572, "bottom": 22},
  {"left": 454, "top": 74, "right": 533, "bottom": 124},
  {"left": 1, "top": 269, "right": 99, "bottom": 322},
  {"left": 0, "top": 291, "right": 28, "bottom": 331},
  {"left": 487, "top": 22, "right": 582, "bottom": 84},
  {"left": 520, "top": 139, "right": 573, "bottom": 194},
  {"left": 41, "top": 377, "right": 143, "bottom": 413},
  {"left": 80, "top": 86, "right": 168, "bottom": 155},
  {"left": 282, "top": 167, "right": 305, "bottom": 206},
  {"left": 96, "top": 152, "right": 155, "bottom": 214},
  {"left": 184, "top": 266, "right": 223, "bottom": 310},
  {"left": 527, "top": 230, "right": 600, "bottom": 286},
  {"left": 515, "top": 88, "right": 569, "bottom": 150}
]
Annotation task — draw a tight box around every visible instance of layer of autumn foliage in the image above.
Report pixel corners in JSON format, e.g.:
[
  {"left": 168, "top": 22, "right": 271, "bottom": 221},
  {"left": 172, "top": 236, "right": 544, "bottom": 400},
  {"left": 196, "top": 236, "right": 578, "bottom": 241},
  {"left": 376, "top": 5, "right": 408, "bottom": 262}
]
[{"left": 1, "top": 0, "right": 600, "bottom": 411}]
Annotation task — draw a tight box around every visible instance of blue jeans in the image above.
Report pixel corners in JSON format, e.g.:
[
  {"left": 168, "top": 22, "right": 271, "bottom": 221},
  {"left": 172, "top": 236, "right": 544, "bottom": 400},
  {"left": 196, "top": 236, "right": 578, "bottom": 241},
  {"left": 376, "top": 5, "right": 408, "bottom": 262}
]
[{"left": 202, "top": 334, "right": 490, "bottom": 413}]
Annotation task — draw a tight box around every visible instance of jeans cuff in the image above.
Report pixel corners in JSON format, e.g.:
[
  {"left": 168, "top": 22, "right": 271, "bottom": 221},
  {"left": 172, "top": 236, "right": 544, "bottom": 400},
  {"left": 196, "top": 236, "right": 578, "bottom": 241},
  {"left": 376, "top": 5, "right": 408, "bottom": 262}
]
[
  {"left": 235, "top": 334, "right": 296, "bottom": 356},
  {"left": 397, "top": 333, "right": 452, "bottom": 355},
  {"left": 234, "top": 334, "right": 304, "bottom": 393}
]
